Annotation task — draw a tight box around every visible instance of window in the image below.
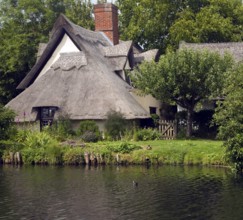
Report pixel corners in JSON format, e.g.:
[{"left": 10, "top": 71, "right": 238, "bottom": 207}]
[
  {"left": 40, "top": 107, "right": 57, "bottom": 129},
  {"left": 41, "top": 107, "right": 56, "bottom": 119},
  {"left": 149, "top": 107, "right": 157, "bottom": 115}
]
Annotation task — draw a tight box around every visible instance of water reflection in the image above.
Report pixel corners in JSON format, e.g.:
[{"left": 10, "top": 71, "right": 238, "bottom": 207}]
[{"left": 0, "top": 165, "right": 243, "bottom": 220}]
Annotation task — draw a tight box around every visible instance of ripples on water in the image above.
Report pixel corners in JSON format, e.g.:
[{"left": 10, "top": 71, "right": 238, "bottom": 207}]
[{"left": 0, "top": 165, "right": 243, "bottom": 220}]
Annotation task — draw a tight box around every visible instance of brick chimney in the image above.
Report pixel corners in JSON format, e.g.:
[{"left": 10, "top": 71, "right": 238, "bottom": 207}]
[{"left": 94, "top": 3, "right": 119, "bottom": 45}]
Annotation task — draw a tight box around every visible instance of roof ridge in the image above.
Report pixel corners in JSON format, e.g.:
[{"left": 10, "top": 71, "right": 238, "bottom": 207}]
[
  {"left": 181, "top": 41, "right": 243, "bottom": 46},
  {"left": 103, "top": 41, "right": 133, "bottom": 57}
]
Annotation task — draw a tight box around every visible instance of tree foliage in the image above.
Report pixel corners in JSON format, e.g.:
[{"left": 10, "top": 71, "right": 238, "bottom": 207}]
[
  {"left": 0, "top": 104, "right": 15, "bottom": 140},
  {"left": 132, "top": 49, "right": 234, "bottom": 137},
  {"left": 214, "top": 64, "right": 243, "bottom": 172},
  {"left": 77, "top": 120, "right": 101, "bottom": 142},
  {"left": 117, "top": 0, "right": 243, "bottom": 51},
  {"left": 105, "top": 111, "right": 127, "bottom": 140},
  {"left": 170, "top": 0, "right": 243, "bottom": 48},
  {"left": 117, "top": 0, "right": 184, "bottom": 52},
  {"left": 0, "top": 0, "right": 56, "bottom": 103},
  {"left": 64, "top": 0, "right": 94, "bottom": 30}
]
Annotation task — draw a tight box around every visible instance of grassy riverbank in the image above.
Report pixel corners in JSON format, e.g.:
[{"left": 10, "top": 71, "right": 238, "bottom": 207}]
[
  {"left": 89, "top": 139, "right": 226, "bottom": 166},
  {"left": 1, "top": 138, "right": 226, "bottom": 167}
]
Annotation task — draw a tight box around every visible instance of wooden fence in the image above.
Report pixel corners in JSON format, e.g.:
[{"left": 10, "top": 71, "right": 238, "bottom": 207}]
[{"left": 158, "top": 120, "right": 177, "bottom": 139}]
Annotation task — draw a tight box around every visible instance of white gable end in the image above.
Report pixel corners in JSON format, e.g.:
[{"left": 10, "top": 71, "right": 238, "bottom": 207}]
[{"left": 36, "top": 34, "right": 80, "bottom": 80}]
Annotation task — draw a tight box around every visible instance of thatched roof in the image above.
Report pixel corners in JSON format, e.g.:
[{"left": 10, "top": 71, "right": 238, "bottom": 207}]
[
  {"left": 36, "top": 43, "right": 47, "bottom": 62},
  {"left": 17, "top": 14, "right": 112, "bottom": 90},
  {"left": 103, "top": 41, "right": 133, "bottom": 57},
  {"left": 180, "top": 42, "right": 243, "bottom": 62},
  {"left": 103, "top": 41, "right": 133, "bottom": 71},
  {"left": 134, "top": 49, "right": 160, "bottom": 64},
  {"left": 7, "top": 14, "right": 151, "bottom": 121}
]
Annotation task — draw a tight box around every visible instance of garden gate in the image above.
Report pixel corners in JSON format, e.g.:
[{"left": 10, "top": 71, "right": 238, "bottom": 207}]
[{"left": 158, "top": 120, "right": 177, "bottom": 139}]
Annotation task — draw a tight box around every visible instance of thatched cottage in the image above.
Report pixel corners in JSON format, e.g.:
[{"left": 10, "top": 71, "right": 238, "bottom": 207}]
[{"left": 6, "top": 3, "right": 162, "bottom": 131}]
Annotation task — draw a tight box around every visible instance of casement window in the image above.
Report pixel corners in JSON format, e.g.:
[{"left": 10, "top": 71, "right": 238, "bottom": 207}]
[{"left": 40, "top": 107, "right": 57, "bottom": 129}]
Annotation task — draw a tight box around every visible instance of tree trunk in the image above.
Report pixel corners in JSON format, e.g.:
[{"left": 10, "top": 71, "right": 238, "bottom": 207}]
[{"left": 186, "top": 109, "right": 193, "bottom": 138}]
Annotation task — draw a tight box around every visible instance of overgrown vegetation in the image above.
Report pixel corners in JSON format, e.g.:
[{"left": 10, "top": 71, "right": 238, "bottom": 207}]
[
  {"left": 105, "top": 111, "right": 128, "bottom": 140},
  {"left": 118, "top": 0, "right": 243, "bottom": 52},
  {"left": 133, "top": 128, "right": 161, "bottom": 141},
  {"left": 0, "top": 105, "right": 16, "bottom": 140},
  {"left": 44, "top": 114, "right": 74, "bottom": 141},
  {"left": 0, "top": 105, "right": 16, "bottom": 162},
  {"left": 0, "top": 120, "right": 226, "bottom": 166},
  {"left": 0, "top": 100, "right": 228, "bottom": 167},
  {"left": 214, "top": 64, "right": 243, "bottom": 173},
  {"left": 62, "top": 147, "right": 85, "bottom": 165},
  {"left": 16, "top": 130, "right": 62, "bottom": 165},
  {"left": 77, "top": 120, "right": 101, "bottom": 142},
  {"left": 106, "top": 142, "right": 142, "bottom": 154}
]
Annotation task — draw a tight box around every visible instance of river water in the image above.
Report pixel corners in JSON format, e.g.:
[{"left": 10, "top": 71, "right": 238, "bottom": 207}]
[{"left": 0, "top": 165, "right": 243, "bottom": 220}]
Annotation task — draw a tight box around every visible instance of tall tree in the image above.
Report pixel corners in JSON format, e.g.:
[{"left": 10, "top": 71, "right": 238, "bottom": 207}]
[
  {"left": 131, "top": 49, "right": 234, "bottom": 137},
  {"left": 214, "top": 64, "right": 243, "bottom": 172},
  {"left": 0, "top": 0, "right": 64, "bottom": 104},
  {"left": 117, "top": 0, "right": 185, "bottom": 52},
  {"left": 117, "top": 0, "right": 243, "bottom": 51},
  {"left": 169, "top": 0, "right": 243, "bottom": 48}
]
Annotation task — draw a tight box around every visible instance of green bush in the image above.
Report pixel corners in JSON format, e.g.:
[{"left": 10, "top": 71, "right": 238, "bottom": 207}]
[
  {"left": 23, "top": 131, "right": 58, "bottom": 149},
  {"left": 134, "top": 128, "right": 161, "bottom": 141},
  {"left": 77, "top": 120, "right": 101, "bottom": 142},
  {"left": 20, "top": 130, "right": 63, "bottom": 165},
  {"left": 45, "top": 145, "right": 64, "bottom": 164},
  {"left": 63, "top": 148, "right": 84, "bottom": 165},
  {"left": 77, "top": 120, "right": 99, "bottom": 135},
  {"left": 0, "top": 140, "right": 9, "bottom": 160},
  {"left": 0, "top": 138, "right": 24, "bottom": 163},
  {"left": 176, "top": 128, "right": 187, "bottom": 139},
  {"left": 0, "top": 139, "right": 24, "bottom": 153},
  {"left": 151, "top": 114, "right": 160, "bottom": 127},
  {"left": 123, "top": 127, "right": 137, "bottom": 141},
  {"left": 81, "top": 131, "right": 99, "bottom": 142},
  {"left": 21, "top": 147, "right": 47, "bottom": 164},
  {"left": 14, "top": 129, "right": 30, "bottom": 143},
  {"left": 105, "top": 111, "right": 127, "bottom": 140},
  {"left": 45, "top": 114, "right": 74, "bottom": 141},
  {"left": 0, "top": 105, "right": 16, "bottom": 140},
  {"left": 21, "top": 145, "right": 64, "bottom": 165},
  {"left": 225, "top": 135, "right": 243, "bottom": 172},
  {"left": 106, "top": 142, "right": 142, "bottom": 154}
]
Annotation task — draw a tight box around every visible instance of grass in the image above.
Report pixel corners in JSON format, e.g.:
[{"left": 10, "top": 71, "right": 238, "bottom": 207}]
[{"left": 89, "top": 139, "right": 226, "bottom": 166}]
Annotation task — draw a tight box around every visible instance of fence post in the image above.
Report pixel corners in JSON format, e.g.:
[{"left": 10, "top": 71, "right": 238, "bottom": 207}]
[{"left": 173, "top": 119, "right": 178, "bottom": 138}]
